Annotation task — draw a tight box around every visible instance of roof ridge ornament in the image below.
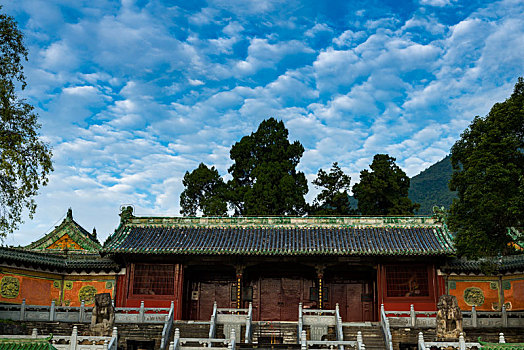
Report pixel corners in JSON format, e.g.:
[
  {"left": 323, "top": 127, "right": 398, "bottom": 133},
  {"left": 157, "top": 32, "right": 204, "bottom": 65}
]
[
  {"left": 119, "top": 205, "right": 134, "bottom": 225},
  {"left": 66, "top": 208, "right": 73, "bottom": 221}
]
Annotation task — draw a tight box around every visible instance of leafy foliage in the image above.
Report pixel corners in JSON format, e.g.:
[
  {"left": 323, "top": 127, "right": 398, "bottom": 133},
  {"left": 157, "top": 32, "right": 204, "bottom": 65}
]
[
  {"left": 228, "top": 118, "right": 308, "bottom": 215},
  {"left": 310, "top": 162, "right": 356, "bottom": 215},
  {"left": 180, "top": 163, "right": 227, "bottom": 216},
  {"left": 448, "top": 78, "right": 524, "bottom": 258},
  {"left": 353, "top": 154, "right": 419, "bottom": 215},
  {"left": 408, "top": 155, "right": 457, "bottom": 215},
  {"left": 0, "top": 8, "right": 53, "bottom": 235}
]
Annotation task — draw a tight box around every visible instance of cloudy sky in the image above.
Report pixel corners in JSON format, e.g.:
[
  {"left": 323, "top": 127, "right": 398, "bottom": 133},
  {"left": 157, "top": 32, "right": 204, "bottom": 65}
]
[{"left": 2, "top": 0, "right": 524, "bottom": 246}]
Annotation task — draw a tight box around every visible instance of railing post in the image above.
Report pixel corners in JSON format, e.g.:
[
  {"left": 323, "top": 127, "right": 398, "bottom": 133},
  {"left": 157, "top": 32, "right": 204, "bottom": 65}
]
[
  {"left": 139, "top": 301, "right": 145, "bottom": 323},
  {"left": 20, "top": 299, "right": 26, "bottom": 321},
  {"left": 230, "top": 328, "right": 236, "bottom": 350},
  {"left": 459, "top": 332, "right": 465, "bottom": 350},
  {"left": 104, "top": 339, "right": 109, "bottom": 350},
  {"left": 357, "top": 331, "right": 364, "bottom": 350},
  {"left": 112, "top": 327, "right": 118, "bottom": 340},
  {"left": 499, "top": 333, "right": 506, "bottom": 343},
  {"left": 410, "top": 304, "right": 416, "bottom": 327},
  {"left": 70, "top": 326, "right": 78, "bottom": 350},
  {"left": 50, "top": 300, "right": 56, "bottom": 322},
  {"left": 471, "top": 306, "right": 477, "bottom": 328},
  {"left": 31, "top": 328, "right": 38, "bottom": 338},
  {"left": 502, "top": 305, "right": 508, "bottom": 327},
  {"left": 79, "top": 301, "right": 85, "bottom": 322},
  {"left": 418, "top": 332, "right": 424, "bottom": 350},
  {"left": 301, "top": 330, "right": 307, "bottom": 350}
]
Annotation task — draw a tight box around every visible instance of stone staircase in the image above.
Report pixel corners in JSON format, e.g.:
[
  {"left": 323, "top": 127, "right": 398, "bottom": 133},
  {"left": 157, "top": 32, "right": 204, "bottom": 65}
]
[
  {"left": 173, "top": 321, "right": 210, "bottom": 339},
  {"left": 251, "top": 322, "right": 299, "bottom": 345},
  {"left": 343, "top": 324, "right": 386, "bottom": 350}
]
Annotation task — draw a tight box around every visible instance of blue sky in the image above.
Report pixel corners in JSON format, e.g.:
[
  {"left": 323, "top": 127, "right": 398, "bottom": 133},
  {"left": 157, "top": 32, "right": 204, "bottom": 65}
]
[{"left": 2, "top": 0, "right": 524, "bottom": 246}]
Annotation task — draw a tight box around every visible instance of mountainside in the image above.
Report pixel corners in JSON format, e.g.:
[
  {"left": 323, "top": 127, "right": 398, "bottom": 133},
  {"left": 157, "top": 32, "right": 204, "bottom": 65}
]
[{"left": 408, "top": 155, "right": 457, "bottom": 215}]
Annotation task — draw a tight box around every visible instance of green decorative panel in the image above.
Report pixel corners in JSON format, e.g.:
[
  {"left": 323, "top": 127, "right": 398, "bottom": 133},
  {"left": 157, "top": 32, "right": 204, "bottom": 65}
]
[
  {"left": 105, "top": 281, "right": 113, "bottom": 289},
  {"left": 464, "top": 287, "right": 484, "bottom": 306},
  {"left": 64, "top": 281, "right": 73, "bottom": 290},
  {"left": 0, "top": 276, "right": 20, "bottom": 299},
  {"left": 78, "top": 285, "right": 97, "bottom": 305},
  {"left": 502, "top": 280, "right": 511, "bottom": 290},
  {"left": 490, "top": 282, "right": 498, "bottom": 290},
  {"left": 53, "top": 280, "right": 61, "bottom": 289},
  {"left": 64, "top": 299, "right": 71, "bottom": 306},
  {"left": 448, "top": 281, "right": 456, "bottom": 290}
]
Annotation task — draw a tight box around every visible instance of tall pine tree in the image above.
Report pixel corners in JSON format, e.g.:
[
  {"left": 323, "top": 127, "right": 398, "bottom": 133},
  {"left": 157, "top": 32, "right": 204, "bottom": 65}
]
[{"left": 449, "top": 78, "right": 524, "bottom": 258}]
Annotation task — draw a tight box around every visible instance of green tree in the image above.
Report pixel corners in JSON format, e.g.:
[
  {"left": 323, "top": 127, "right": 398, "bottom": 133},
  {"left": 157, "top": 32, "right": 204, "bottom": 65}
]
[
  {"left": 448, "top": 78, "right": 524, "bottom": 258},
  {"left": 0, "top": 9, "right": 52, "bottom": 235},
  {"left": 228, "top": 118, "right": 308, "bottom": 215},
  {"left": 353, "top": 154, "right": 419, "bottom": 215},
  {"left": 180, "top": 163, "right": 228, "bottom": 216},
  {"left": 311, "top": 162, "right": 355, "bottom": 215}
]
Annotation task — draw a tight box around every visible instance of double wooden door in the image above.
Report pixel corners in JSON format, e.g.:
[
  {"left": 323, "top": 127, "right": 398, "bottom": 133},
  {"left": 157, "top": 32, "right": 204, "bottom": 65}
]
[
  {"left": 329, "top": 282, "right": 375, "bottom": 321},
  {"left": 188, "top": 281, "right": 232, "bottom": 320},
  {"left": 259, "top": 278, "right": 303, "bottom": 321}
]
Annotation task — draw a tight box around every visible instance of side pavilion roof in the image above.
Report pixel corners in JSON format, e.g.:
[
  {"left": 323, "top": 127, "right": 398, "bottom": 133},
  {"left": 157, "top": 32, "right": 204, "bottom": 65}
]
[{"left": 103, "top": 215, "right": 455, "bottom": 256}]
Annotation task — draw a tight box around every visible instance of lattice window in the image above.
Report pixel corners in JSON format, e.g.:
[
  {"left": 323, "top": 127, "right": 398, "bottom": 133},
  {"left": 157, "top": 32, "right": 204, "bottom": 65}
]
[
  {"left": 132, "top": 264, "right": 175, "bottom": 296},
  {"left": 385, "top": 265, "right": 429, "bottom": 297}
]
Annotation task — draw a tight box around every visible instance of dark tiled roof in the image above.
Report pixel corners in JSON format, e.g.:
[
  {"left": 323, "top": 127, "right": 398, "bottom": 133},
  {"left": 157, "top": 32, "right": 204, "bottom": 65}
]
[
  {"left": 104, "top": 225, "right": 454, "bottom": 256},
  {"left": 0, "top": 247, "right": 121, "bottom": 271},
  {"left": 443, "top": 254, "right": 524, "bottom": 273}
]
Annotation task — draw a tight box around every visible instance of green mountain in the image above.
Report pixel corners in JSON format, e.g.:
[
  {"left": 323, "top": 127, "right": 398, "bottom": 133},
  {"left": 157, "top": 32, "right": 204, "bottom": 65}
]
[{"left": 408, "top": 155, "right": 457, "bottom": 215}]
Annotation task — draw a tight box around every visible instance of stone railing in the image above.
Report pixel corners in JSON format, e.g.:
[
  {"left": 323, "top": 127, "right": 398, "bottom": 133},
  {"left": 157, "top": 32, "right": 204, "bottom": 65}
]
[
  {"left": 385, "top": 304, "right": 524, "bottom": 328},
  {"left": 215, "top": 303, "right": 252, "bottom": 342},
  {"left": 169, "top": 328, "right": 236, "bottom": 350},
  {"left": 160, "top": 302, "right": 175, "bottom": 350},
  {"left": 418, "top": 331, "right": 483, "bottom": 350},
  {"left": 1, "top": 327, "right": 118, "bottom": 350},
  {"left": 298, "top": 303, "right": 337, "bottom": 341},
  {"left": 0, "top": 299, "right": 171, "bottom": 324},
  {"left": 299, "top": 330, "right": 363, "bottom": 350},
  {"left": 380, "top": 304, "right": 393, "bottom": 350}
]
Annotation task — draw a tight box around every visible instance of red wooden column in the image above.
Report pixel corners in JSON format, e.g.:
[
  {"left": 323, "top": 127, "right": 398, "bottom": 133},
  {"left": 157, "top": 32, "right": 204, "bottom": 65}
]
[{"left": 174, "top": 264, "right": 184, "bottom": 319}]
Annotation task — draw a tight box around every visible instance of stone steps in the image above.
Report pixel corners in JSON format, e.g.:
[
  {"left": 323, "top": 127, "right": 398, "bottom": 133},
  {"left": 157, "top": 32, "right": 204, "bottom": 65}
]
[
  {"left": 343, "top": 325, "right": 386, "bottom": 350},
  {"left": 252, "top": 322, "right": 299, "bottom": 345}
]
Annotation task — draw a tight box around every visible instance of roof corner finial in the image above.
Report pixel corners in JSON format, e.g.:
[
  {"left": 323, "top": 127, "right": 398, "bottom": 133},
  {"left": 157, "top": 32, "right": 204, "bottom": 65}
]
[
  {"left": 120, "top": 205, "right": 134, "bottom": 224},
  {"left": 92, "top": 227, "right": 97, "bottom": 238},
  {"left": 67, "top": 208, "right": 73, "bottom": 221}
]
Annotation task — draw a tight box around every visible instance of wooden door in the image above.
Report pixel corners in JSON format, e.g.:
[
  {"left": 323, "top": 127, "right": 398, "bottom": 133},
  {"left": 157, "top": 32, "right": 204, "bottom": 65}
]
[
  {"left": 345, "top": 284, "right": 363, "bottom": 322},
  {"left": 361, "top": 282, "right": 374, "bottom": 321},
  {"left": 260, "top": 278, "right": 282, "bottom": 320},
  {"left": 281, "top": 278, "right": 301, "bottom": 321},
  {"left": 196, "top": 281, "right": 232, "bottom": 320},
  {"left": 330, "top": 284, "right": 347, "bottom": 319}
]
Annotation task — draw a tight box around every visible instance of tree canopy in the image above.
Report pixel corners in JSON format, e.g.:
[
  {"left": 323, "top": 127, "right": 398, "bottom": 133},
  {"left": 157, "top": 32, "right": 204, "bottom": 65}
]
[
  {"left": 0, "top": 8, "right": 52, "bottom": 235},
  {"left": 352, "top": 154, "right": 419, "bottom": 215},
  {"left": 311, "top": 162, "right": 355, "bottom": 215},
  {"left": 179, "top": 163, "right": 227, "bottom": 216},
  {"left": 448, "top": 77, "right": 524, "bottom": 258},
  {"left": 228, "top": 118, "right": 308, "bottom": 215}
]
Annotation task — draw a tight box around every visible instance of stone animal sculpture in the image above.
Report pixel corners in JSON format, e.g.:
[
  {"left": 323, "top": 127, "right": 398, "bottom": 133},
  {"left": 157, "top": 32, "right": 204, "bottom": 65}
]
[
  {"left": 436, "top": 294, "right": 463, "bottom": 340},
  {"left": 90, "top": 293, "right": 115, "bottom": 336}
]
